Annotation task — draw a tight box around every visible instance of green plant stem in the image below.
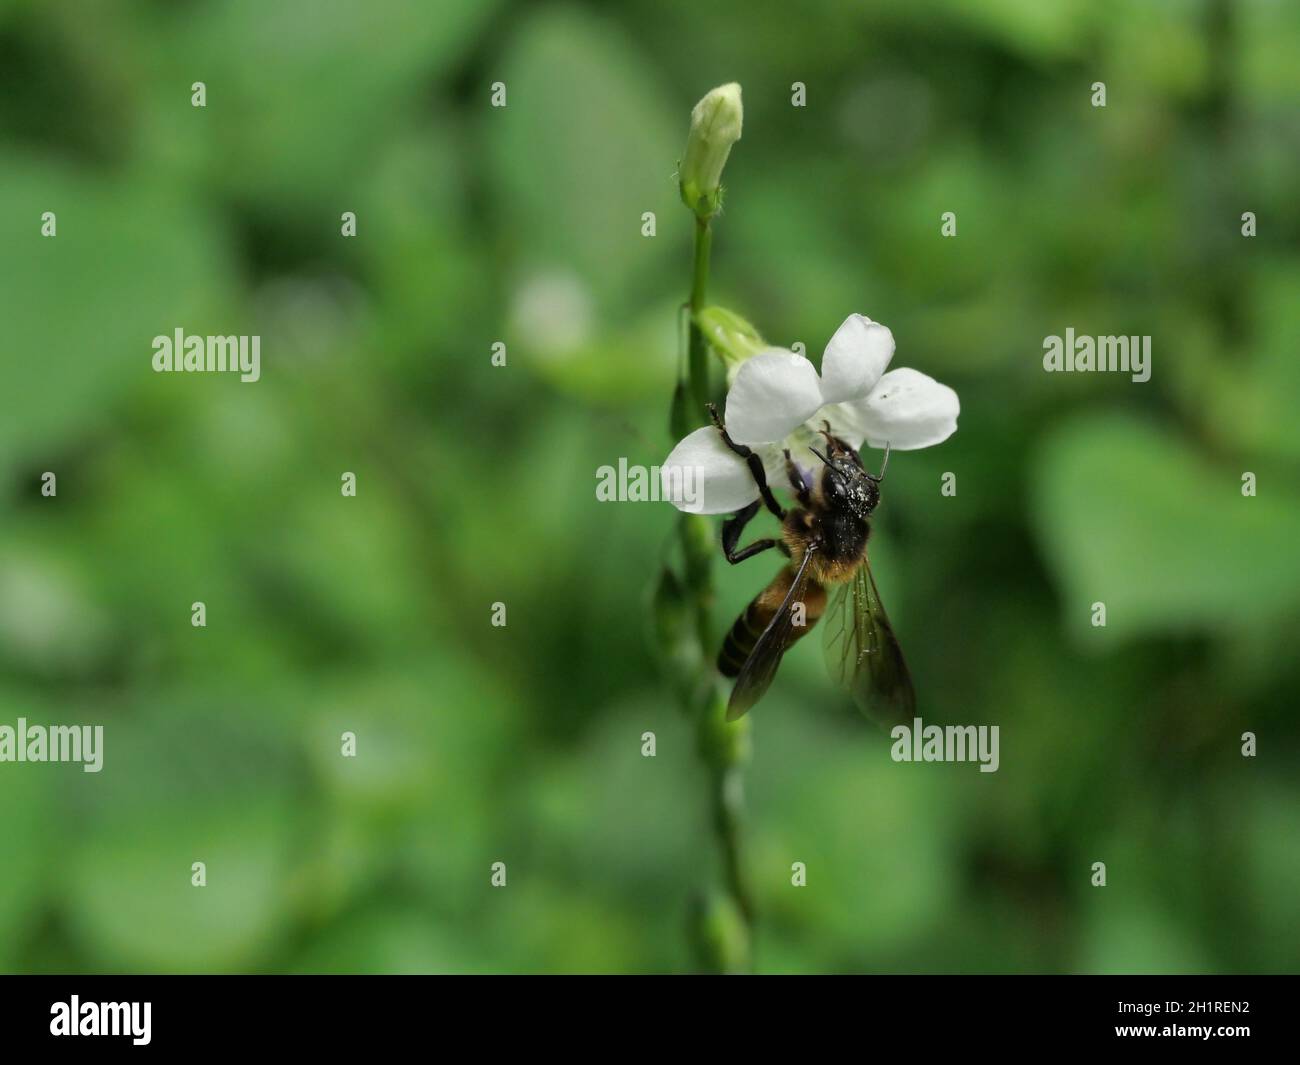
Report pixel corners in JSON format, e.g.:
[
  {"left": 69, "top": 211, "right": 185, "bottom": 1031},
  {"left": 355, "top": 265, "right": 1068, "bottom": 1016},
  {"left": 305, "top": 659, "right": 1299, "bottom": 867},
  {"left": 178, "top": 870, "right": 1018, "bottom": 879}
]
[
  {"left": 688, "top": 216, "right": 713, "bottom": 416},
  {"left": 676, "top": 209, "right": 755, "bottom": 971},
  {"left": 710, "top": 761, "right": 755, "bottom": 925},
  {"left": 681, "top": 214, "right": 715, "bottom": 653}
]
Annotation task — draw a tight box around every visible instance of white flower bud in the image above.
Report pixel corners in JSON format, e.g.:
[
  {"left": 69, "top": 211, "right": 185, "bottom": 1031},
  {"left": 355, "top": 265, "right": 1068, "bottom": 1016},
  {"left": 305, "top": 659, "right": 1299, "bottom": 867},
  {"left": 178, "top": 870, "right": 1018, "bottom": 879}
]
[
  {"left": 696, "top": 305, "right": 766, "bottom": 367},
  {"left": 679, "top": 83, "right": 743, "bottom": 218}
]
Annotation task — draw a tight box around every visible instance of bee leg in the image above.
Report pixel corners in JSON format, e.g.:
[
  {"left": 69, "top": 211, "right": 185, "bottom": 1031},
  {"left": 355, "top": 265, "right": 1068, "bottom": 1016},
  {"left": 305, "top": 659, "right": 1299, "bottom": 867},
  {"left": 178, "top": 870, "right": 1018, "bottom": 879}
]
[
  {"left": 727, "top": 538, "right": 780, "bottom": 564},
  {"left": 707, "top": 403, "right": 786, "bottom": 519},
  {"left": 721, "top": 502, "right": 781, "bottom": 564},
  {"left": 783, "top": 448, "right": 812, "bottom": 505},
  {"left": 722, "top": 500, "right": 787, "bottom": 563}
]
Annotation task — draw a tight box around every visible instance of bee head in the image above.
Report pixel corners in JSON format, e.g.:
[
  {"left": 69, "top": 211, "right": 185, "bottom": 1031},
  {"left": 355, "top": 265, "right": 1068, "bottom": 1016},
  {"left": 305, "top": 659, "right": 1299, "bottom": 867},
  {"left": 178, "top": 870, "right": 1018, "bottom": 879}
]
[{"left": 811, "top": 424, "right": 888, "bottom": 520}]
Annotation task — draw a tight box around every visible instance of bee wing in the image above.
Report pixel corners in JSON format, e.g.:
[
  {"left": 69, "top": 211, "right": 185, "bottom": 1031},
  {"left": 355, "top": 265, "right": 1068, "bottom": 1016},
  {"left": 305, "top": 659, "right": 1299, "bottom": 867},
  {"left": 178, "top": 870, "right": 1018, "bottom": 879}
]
[
  {"left": 823, "top": 558, "right": 916, "bottom": 728},
  {"left": 726, "top": 545, "right": 819, "bottom": 721}
]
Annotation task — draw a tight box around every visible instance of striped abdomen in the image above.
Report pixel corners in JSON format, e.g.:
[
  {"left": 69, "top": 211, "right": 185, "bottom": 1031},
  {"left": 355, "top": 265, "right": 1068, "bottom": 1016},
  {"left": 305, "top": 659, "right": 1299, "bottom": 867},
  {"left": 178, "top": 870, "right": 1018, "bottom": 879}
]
[{"left": 718, "top": 563, "right": 827, "bottom": 678}]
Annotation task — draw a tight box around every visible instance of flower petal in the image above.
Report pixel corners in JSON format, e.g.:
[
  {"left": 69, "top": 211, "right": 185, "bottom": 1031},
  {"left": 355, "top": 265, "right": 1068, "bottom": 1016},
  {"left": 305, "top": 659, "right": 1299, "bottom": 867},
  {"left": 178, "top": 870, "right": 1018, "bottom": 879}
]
[
  {"left": 831, "top": 367, "right": 959, "bottom": 450},
  {"left": 818, "top": 314, "right": 895, "bottom": 404},
  {"left": 768, "top": 424, "right": 822, "bottom": 485},
  {"left": 660, "top": 426, "right": 759, "bottom": 514},
  {"left": 724, "top": 348, "right": 824, "bottom": 445}
]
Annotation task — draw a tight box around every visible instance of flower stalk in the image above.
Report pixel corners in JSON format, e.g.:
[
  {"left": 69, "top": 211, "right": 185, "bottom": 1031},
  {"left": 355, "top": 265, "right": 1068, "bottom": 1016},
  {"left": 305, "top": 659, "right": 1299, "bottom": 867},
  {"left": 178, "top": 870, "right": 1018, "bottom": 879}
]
[
  {"left": 661, "top": 84, "right": 755, "bottom": 973},
  {"left": 657, "top": 83, "right": 959, "bottom": 974},
  {"left": 688, "top": 216, "right": 713, "bottom": 414}
]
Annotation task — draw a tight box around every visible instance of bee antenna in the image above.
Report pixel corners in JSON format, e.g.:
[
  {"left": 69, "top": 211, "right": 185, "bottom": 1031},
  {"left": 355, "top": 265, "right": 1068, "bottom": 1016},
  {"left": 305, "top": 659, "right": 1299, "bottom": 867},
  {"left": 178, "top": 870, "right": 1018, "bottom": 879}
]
[
  {"left": 869, "top": 443, "right": 891, "bottom": 482},
  {"left": 810, "top": 446, "right": 848, "bottom": 488}
]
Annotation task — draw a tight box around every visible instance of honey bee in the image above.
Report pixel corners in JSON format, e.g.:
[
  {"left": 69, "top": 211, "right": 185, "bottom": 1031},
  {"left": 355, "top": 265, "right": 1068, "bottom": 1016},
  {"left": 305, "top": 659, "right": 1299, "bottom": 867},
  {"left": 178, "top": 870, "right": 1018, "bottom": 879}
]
[{"left": 708, "top": 403, "right": 915, "bottom": 724}]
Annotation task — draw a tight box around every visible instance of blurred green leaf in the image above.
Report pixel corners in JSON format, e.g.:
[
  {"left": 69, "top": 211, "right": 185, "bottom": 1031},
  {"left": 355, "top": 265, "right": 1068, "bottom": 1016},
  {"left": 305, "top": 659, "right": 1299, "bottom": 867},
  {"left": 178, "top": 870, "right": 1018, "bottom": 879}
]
[
  {"left": 1032, "top": 414, "right": 1300, "bottom": 641},
  {"left": 146, "top": 0, "right": 504, "bottom": 212},
  {"left": 488, "top": 6, "right": 680, "bottom": 323},
  {"left": 0, "top": 158, "right": 230, "bottom": 474}
]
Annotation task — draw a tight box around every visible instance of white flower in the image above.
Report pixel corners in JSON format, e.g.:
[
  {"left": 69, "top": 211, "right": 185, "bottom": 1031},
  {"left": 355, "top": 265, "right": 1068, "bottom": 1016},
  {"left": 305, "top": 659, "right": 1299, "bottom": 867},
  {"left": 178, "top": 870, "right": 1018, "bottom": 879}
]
[{"left": 662, "top": 313, "right": 959, "bottom": 513}]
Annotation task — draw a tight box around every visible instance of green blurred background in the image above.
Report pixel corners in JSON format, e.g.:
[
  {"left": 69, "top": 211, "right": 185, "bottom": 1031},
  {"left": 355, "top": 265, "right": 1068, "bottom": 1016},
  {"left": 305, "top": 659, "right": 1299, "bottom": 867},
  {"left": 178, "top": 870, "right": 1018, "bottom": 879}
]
[{"left": 1, "top": 0, "right": 1297, "bottom": 974}]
